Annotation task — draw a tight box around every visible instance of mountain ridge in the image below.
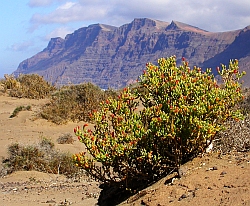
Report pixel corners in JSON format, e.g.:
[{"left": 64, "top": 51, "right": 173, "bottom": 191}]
[{"left": 14, "top": 18, "right": 250, "bottom": 89}]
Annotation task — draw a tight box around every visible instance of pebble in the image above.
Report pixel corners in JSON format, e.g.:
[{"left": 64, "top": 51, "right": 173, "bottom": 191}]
[
  {"left": 212, "top": 166, "right": 218, "bottom": 170},
  {"left": 46, "top": 199, "right": 56, "bottom": 203},
  {"left": 178, "top": 194, "right": 187, "bottom": 201}
]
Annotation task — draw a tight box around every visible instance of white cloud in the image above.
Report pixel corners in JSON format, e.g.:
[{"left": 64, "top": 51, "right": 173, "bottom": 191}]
[
  {"left": 30, "top": 1, "right": 109, "bottom": 25},
  {"left": 29, "top": 0, "right": 250, "bottom": 32},
  {"left": 57, "top": 1, "right": 76, "bottom": 9},
  {"left": 45, "top": 27, "right": 74, "bottom": 40}
]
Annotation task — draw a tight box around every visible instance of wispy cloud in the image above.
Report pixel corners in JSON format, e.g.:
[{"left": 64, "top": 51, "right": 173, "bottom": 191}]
[
  {"left": 8, "top": 41, "right": 34, "bottom": 52},
  {"left": 29, "top": 0, "right": 250, "bottom": 32},
  {"left": 30, "top": 1, "right": 109, "bottom": 25},
  {"left": 57, "top": 1, "right": 76, "bottom": 9},
  {"left": 28, "top": 0, "right": 65, "bottom": 7}
]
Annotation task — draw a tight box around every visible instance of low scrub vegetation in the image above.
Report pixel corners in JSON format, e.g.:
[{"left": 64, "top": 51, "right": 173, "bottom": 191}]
[
  {"left": 0, "top": 57, "right": 248, "bottom": 205},
  {"left": 57, "top": 133, "right": 75, "bottom": 144},
  {"left": 1, "top": 137, "right": 81, "bottom": 178},
  {"left": 40, "top": 83, "right": 117, "bottom": 124},
  {"left": 1, "top": 74, "right": 118, "bottom": 124},
  {"left": 2, "top": 74, "right": 56, "bottom": 99},
  {"left": 73, "top": 56, "right": 246, "bottom": 204},
  {"left": 9, "top": 105, "right": 32, "bottom": 118}
]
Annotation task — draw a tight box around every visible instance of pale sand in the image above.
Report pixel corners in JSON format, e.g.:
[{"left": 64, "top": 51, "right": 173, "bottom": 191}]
[{"left": 0, "top": 94, "right": 249, "bottom": 206}]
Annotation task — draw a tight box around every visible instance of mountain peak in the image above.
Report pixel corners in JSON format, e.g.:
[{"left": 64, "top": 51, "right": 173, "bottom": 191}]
[
  {"left": 166, "top": 20, "right": 208, "bottom": 33},
  {"left": 88, "top": 23, "right": 117, "bottom": 31},
  {"left": 46, "top": 37, "right": 64, "bottom": 53},
  {"left": 128, "top": 18, "right": 169, "bottom": 30},
  {"left": 130, "top": 18, "right": 157, "bottom": 30}
]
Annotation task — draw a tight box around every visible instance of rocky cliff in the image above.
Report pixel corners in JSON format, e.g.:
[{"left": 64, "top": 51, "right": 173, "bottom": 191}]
[{"left": 14, "top": 18, "right": 250, "bottom": 89}]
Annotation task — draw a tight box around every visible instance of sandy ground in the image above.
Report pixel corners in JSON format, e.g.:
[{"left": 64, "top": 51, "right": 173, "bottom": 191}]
[
  {"left": 121, "top": 152, "right": 250, "bottom": 206},
  {"left": 0, "top": 93, "right": 249, "bottom": 206}
]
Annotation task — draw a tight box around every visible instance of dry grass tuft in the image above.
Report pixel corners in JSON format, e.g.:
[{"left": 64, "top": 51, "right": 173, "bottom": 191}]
[
  {"left": 214, "top": 88, "right": 250, "bottom": 153},
  {"left": 57, "top": 133, "right": 75, "bottom": 144},
  {"left": 1, "top": 137, "right": 82, "bottom": 178}
]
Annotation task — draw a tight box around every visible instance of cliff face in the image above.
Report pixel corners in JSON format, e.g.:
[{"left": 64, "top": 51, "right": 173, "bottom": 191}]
[{"left": 14, "top": 18, "right": 250, "bottom": 89}]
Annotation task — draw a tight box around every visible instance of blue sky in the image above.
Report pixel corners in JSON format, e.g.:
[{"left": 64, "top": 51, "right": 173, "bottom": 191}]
[{"left": 1, "top": 0, "right": 250, "bottom": 78}]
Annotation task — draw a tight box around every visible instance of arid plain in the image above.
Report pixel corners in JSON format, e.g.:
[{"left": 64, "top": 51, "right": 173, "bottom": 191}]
[{"left": 0, "top": 92, "right": 249, "bottom": 206}]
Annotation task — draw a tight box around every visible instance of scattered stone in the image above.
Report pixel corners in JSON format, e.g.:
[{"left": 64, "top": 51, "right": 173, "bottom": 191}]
[
  {"left": 206, "top": 141, "right": 214, "bottom": 153},
  {"left": 178, "top": 194, "right": 187, "bottom": 201},
  {"left": 220, "top": 171, "right": 227, "bottom": 175},
  {"left": 224, "top": 184, "right": 235, "bottom": 188},
  {"left": 212, "top": 166, "right": 218, "bottom": 170},
  {"left": 58, "top": 199, "right": 72, "bottom": 205},
  {"left": 46, "top": 199, "right": 56, "bottom": 203},
  {"left": 178, "top": 166, "right": 188, "bottom": 177},
  {"left": 141, "top": 199, "right": 148, "bottom": 205}
]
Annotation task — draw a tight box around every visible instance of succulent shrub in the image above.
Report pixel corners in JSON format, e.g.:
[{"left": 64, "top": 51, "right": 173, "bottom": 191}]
[{"left": 73, "top": 56, "right": 245, "bottom": 191}]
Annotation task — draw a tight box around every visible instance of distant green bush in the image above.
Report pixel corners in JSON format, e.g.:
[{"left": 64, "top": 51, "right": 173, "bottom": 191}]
[
  {"left": 1, "top": 137, "right": 81, "bottom": 178},
  {"left": 9, "top": 105, "right": 32, "bottom": 118},
  {"left": 40, "top": 82, "right": 117, "bottom": 124},
  {"left": 2, "top": 74, "right": 55, "bottom": 99}
]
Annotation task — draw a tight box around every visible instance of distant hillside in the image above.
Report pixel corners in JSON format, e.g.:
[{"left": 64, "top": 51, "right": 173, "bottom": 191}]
[{"left": 14, "top": 18, "right": 250, "bottom": 89}]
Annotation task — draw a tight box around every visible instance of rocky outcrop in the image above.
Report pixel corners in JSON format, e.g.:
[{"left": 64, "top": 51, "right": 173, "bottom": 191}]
[{"left": 14, "top": 18, "right": 250, "bottom": 89}]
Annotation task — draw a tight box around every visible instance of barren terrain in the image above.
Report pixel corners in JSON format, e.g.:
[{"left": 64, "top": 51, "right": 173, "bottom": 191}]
[{"left": 0, "top": 93, "right": 249, "bottom": 206}]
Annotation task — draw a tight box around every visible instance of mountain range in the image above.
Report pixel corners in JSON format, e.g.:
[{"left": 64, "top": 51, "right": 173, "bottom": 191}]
[{"left": 14, "top": 18, "right": 250, "bottom": 89}]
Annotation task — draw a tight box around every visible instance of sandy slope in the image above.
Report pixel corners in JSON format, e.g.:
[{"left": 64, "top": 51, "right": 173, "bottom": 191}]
[
  {"left": 0, "top": 94, "right": 90, "bottom": 159},
  {"left": 121, "top": 152, "right": 250, "bottom": 206},
  {"left": 0, "top": 94, "right": 249, "bottom": 206}
]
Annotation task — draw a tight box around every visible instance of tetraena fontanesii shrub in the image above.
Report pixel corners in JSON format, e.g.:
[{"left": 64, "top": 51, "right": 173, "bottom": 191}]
[{"left": 73, "top": 56, "right": 245, "bottom": 191}]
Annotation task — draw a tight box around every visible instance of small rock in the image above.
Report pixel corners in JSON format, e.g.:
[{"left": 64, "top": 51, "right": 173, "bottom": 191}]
[
  {"left": 212, "top": 166, "right": 218, "bottom": 170},
  {"left": 206, "top": 141, "right": 213, "bottom": 153},
  {"left": 224, "top": 184, "right": 235, "bottom": 188},
  {"left": 141, "top": 200, "right": 148, "bottom": 205},
  {"left": 46, "top": 199, "right": 56, "bottom": 203},
  {"left": 178, "top": 166, "right": 188, "bottom": 177},
  {"left": 220, "top": 171, "right": 227, "bottom": 175},
  {"left": 178, "top": 194, "right": 187, "bottom": 201}
]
